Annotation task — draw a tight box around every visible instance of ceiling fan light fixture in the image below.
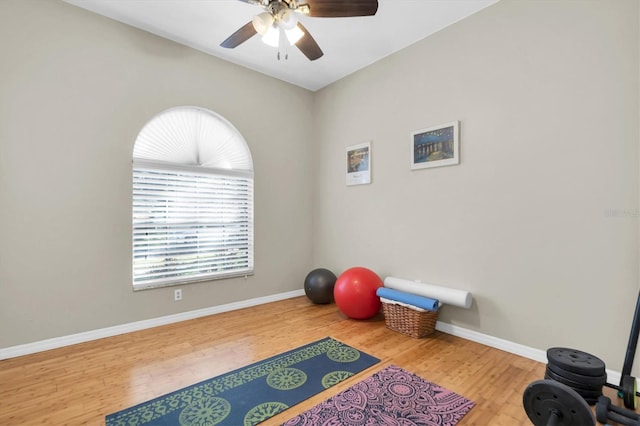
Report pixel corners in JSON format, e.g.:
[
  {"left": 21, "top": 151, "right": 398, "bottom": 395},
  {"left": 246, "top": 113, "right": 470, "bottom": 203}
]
[
  {"left": 297, "top": 3, "right": 310, "bottom": 15},
  {"left": 261, "top": 25, "right": 280, "bottom": 47},
  {"left": 252, "top": 12, "right": 274, "bottom": 35},
  {"left": 285, "top": 25, "right": 304, "bottom": 45},
  {"left": 277, "top": 8, "right": 298, "bottom": 30}
]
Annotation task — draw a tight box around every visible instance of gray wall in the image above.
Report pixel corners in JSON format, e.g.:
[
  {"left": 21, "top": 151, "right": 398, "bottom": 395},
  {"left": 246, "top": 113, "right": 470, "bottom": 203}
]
[
  {"left": 1, "top": 0, "right": 639, "bottom": 374},
  {"left": 312, "top": 0, "right": 639, "bottom": 371},
  {"left": 0, "top": 0, "right": 314, "bottom": 347}
]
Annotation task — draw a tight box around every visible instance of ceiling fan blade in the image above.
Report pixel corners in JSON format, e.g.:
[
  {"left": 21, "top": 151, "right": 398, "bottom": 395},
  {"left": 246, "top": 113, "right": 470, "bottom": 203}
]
[
  {"left": 220, "top": 21, "right": 257, "bottom": 48},
  {"left": 305, "top": 0, "right": 378, "bottom": 17},
  {"left": 295, "top": 23, "right": 323, "bottom": 61}
]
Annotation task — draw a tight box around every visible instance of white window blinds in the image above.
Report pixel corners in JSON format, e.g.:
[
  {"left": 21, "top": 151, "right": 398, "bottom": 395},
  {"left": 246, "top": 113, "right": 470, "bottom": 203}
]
[{"left": 132, "top": 107, "right": 254, "bottom": 289}]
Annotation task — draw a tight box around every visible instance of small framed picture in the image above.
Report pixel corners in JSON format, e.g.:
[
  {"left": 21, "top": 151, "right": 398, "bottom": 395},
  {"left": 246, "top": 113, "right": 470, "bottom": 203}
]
[
  {"left": 411, "top": 121, "right": 460, "bottom": 170},
  {"left": 346, "top": 141, "right": 371, "bottom": 186}
]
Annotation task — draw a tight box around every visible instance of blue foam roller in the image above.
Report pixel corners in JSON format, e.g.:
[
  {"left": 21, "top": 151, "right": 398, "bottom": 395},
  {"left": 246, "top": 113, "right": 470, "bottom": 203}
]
[{"left": 376, "top": 287, "right": 439, "bottom": 311}]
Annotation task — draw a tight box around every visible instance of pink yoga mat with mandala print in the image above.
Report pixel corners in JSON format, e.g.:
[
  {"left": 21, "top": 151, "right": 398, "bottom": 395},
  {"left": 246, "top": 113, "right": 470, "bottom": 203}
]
[{"left": 283, "top": 365, "right": 475, "bottom": 426}]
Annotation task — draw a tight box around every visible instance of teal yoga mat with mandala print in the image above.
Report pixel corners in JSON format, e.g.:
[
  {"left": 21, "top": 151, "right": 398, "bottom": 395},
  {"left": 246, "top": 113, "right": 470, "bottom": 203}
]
[{"left": 106, "top": 337, "right": 379, "bottom": 426}]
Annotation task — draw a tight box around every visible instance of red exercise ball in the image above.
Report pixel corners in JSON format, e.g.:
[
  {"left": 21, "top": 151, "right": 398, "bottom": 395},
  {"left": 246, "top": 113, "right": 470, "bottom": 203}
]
[{"left": 334, "top": 267, "right": 383, "bottom": 319}]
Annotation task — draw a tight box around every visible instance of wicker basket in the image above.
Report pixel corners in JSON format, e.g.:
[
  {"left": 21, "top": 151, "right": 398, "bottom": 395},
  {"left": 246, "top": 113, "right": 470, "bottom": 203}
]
[{"left": 381, "top": 301, "right": 438, "bottom": 338}]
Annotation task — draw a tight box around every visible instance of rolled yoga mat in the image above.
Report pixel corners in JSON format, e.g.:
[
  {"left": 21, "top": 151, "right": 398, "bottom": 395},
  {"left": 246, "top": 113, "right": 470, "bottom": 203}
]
[
  {"left": 383, "top": 276, "right": 472, "bottom": 309},
  {"left": 376, "top": 287, "right": 439, "bottom": 311}
]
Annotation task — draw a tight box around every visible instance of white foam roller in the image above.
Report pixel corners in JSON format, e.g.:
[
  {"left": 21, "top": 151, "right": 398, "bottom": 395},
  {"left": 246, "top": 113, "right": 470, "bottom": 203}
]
[{"left": 383, "top": 276, "right": 472, "bottom": 309}]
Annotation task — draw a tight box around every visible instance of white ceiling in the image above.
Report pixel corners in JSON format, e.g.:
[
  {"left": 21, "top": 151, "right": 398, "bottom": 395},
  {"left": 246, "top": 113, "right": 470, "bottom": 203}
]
[{"left": 64, "top": 0, "right": 499, "bottom": 92}]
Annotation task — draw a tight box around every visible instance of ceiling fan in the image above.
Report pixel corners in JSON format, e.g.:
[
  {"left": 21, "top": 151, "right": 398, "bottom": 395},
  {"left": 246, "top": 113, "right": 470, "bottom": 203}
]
[{"left": 220, "top": 0, "right": 379, "bottom": 61}]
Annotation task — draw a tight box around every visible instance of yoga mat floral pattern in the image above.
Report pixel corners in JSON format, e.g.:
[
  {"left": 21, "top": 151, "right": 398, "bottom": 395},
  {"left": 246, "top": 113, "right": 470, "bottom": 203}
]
[
  {"left": 106, "top": 337, "right": 379, "bottom": 426},
  {"left": 283, "top": 365, "right": 475, "bottom": 426}
]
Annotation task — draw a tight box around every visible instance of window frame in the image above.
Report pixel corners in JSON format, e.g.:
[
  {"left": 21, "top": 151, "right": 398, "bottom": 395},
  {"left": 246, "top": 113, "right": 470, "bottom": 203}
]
[{"left": 131, "top": 107, "right": 254, "bottom": 290}]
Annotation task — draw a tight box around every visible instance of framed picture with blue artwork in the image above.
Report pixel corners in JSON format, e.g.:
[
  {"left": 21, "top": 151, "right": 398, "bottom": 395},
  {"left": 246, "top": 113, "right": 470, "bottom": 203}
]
[{"left": 410, "top": 121, "right": 459, "bottom": 170}]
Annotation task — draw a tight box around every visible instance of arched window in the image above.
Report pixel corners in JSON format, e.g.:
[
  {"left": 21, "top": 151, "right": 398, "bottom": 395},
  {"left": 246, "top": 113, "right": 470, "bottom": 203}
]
[{"left": 132, "top": 106, "right": 254, "bottom": 289}]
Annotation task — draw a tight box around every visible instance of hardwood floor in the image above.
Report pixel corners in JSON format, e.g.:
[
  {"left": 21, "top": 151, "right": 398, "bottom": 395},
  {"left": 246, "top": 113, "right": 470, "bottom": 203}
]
[{"left": 0, "top": 296, "right": 604, "bottom": 425}]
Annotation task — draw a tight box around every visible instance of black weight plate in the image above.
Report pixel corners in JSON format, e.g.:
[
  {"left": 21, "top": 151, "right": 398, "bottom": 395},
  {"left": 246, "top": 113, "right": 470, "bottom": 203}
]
[
  {"left": 545, "top": 367, "right": 605, "bottom": 391},
  {"left": 523, "top": 379, "right": 595, "bottom": 426},
  {"left": 542, "top": 373, "right": 591, "bottom": 393},
  {"left": 583, "top": 397, "right": 598, "bottom": 406},
  {"left": 572, "top": 387, "right": 602, "bottom": 399},
  {"left": 622, "top": 375, "right": 638, "bottom": 410},
  {"left": 547, "top": 362, "right": 607, "bottom": 386},
  {"left": 547, "top": 347, "right": 606, "bottom": 377},
  {"left": 543, "top": 372, "right": 602, "bottom": 400}
]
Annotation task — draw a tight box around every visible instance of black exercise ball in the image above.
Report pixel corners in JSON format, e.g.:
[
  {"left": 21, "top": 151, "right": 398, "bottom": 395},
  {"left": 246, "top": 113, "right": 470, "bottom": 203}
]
[{"left": 304, "top": 268, "right": 337, "bottom": 304}]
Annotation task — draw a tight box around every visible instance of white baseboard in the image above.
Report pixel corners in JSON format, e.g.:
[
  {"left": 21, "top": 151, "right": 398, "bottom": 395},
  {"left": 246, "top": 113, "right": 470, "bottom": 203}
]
[
  {"left": 435, "top": 321, "right": 622, "bottom": 385},
  {"left": 435, "top": 321, "right": 548, "bottom": 363},
  {"left": 0, "top": 289, "right": 305, "bottom": 360},
  {"left": 0, "top": 294, "right": 624, "bottom": 383}
]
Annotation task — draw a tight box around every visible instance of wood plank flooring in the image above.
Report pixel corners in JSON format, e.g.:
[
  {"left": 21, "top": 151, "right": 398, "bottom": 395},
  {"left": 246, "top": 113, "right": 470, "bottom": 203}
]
[{"left": 0, "top": 296, "right": 614, "bottom": 425}]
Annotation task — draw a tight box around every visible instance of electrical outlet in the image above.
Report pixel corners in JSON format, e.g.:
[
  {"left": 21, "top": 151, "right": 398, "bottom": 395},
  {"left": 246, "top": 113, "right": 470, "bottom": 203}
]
[{"left": 174, "top": 289, "right": 182, "bottom": 301}]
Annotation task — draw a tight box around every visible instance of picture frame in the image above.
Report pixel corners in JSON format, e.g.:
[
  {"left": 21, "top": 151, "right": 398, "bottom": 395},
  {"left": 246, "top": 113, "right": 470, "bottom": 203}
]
[
  {"left": 410, "top": 121, "right": 460, "bottom": 170},
  {"left": 346, "top": 141, "right": 371, "bottom": 186}
]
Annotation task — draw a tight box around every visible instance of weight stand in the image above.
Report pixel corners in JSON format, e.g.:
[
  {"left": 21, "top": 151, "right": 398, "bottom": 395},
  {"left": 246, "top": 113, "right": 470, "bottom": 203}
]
[{"left": 620, "top": 290, "right": 640, "bottom": 405}]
